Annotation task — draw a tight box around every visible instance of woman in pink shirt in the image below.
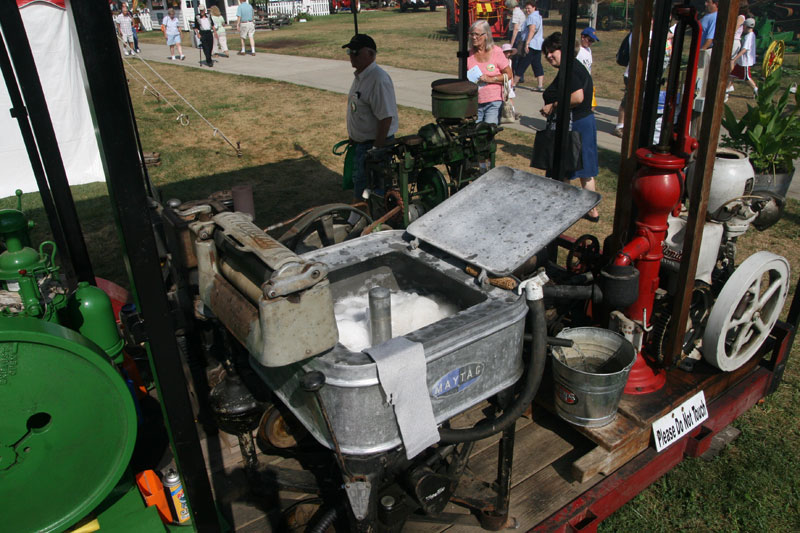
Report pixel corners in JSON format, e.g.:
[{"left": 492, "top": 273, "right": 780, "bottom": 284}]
[{"left": 467, "top": 20, "right": 513, "bottom": 124}]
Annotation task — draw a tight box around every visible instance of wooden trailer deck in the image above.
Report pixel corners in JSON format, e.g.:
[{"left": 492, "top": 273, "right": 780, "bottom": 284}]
[{"left": 197, "top": 322, "right": 792, "bottom": 532}]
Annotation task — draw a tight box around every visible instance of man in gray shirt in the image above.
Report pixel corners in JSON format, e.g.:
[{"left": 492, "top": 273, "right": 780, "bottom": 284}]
[{"left": 343, "top": 34, "right": 398, "bottom": 202}]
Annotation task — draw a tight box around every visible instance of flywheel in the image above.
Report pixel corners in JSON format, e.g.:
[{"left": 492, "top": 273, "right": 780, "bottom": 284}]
[
  {"left": 0, "top": 318, "right": 138, "bottom": 532},
  {"left": 703, "top": 251, "right": 790, "bottom": 371},
  {"left": 762, "top": 40, "right": 784, "bottom": 78}
]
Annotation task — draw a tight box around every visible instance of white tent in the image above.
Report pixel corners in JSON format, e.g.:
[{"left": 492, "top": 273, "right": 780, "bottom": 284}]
[{"left": 0, "top": 0, "right": 104, "bottom": 199}]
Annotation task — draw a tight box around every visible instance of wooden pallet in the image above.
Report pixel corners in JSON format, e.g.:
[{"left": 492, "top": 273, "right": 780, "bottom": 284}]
[
  {"left": 539, "top": 355, "right": 763, "bottom": 484},
  {"left": 198, "top": 356, "right": 764, "bottom": 532}
]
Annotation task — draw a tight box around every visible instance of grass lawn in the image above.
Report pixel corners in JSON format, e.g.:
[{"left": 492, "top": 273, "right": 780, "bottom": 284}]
[{"left": 5, "top": 12, "right": 800, "bottom": 531}]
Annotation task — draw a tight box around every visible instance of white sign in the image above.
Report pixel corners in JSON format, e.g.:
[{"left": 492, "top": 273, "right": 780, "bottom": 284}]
[{"left": 652, "top": 391, "right": 709, "bottom": 452}]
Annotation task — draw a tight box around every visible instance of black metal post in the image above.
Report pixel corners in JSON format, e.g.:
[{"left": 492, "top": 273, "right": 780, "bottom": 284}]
[
  {"left": 67, "top": 2, "right": 220, "bottom": 531},
  {"left": 0, "top": 2, "right": 94, "bottom": 286},
  {"left": 0, "top": 30, "right": 76, "bottom": 287},
  {"left": 638, "top": 0, "right": 671, "bottom": 149},
  {"left": 459, "top": 0, "right": 469, "bottom": 78},
  {"left": 353, "top": 1, "right": 359, "bottom": 35},
  {"left": 553, "top": 0, "right": 579, "bottom": 181},
  {"left": 494, "top": 422, "right": 516, "bottom": 517}
]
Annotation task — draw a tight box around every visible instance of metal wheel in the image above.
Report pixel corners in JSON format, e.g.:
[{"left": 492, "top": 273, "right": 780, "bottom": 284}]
[
  {"left": 763, "top": 40, "right": 785, "bottom": 77},
  {"left": 278, "top": 204, "right": 372, "bottom": 253},
  {"left": 703, "top": 251, "right": 790, "bottom": 371},
  {"left": 566, "top": 234, "right": 600, "bottom": 274}
]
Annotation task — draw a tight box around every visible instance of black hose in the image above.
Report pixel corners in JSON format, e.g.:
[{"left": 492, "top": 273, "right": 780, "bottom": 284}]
[
  {"left": 305, "top": 504, "right": 338, "bottom": 533},
  {"left": 543, "top": 284, "right": 593, "bottom": 300},
  {"left": 438, "top": 298, "right": 547, "bottom": 443}
]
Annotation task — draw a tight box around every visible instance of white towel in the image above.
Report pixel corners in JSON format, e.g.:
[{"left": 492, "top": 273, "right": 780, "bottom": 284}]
[{"left": 365, "top": 337, "right": 439, "bottom": 459}]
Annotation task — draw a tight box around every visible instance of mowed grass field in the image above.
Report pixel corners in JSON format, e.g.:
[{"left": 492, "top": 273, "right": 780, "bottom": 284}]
[{"left": 5, "top": 9, "right": 800, "bottom": 532}]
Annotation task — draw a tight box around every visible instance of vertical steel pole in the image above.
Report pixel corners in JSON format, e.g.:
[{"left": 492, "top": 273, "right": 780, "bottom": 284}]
[
  {"left": 67, "top": 2, "right": 220, "bottom": 531},
  {"left": 553, "top": 0, "right": 579, "bottom": 181}
]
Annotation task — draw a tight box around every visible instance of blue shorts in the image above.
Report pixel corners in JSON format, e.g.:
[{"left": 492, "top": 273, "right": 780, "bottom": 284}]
[
  {"left": 477, "top": 100, "right": 502, "bottom": 125},
  {"left": 167, "top": 33, "right": 181, "bottom": 46}
]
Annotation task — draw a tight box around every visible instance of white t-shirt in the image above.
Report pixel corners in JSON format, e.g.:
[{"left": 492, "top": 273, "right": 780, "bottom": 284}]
[
  {"left": 511, "top": 7, "right": 526, "bottom": 33},
  {"left": 116, "top": 13, "right": 133, "bottom": 35},
  {"left": 347, "top": 62, "right": 399, "bottom": 143},
  {"left": 577, "top": 46, "right": 592, "bottom": 73},
  {"left": 737, "top": 31, "right": 756, "bottom": 67}
]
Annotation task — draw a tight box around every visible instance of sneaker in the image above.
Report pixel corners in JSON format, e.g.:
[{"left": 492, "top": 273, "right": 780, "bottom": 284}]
[
  {"left": 136, "top": 49, "right": 141, "bottom": 53},
  {"left": 612, "top": 127, "right": 624, "bottom": 138},
  {"left": 220, "top": 53, "right": 229, "bottom": 58},
  {"left": 237, "top": 51, "right": 246, "bottom": 55},
  {"left": 124, "top": 51, "right": 130, "bottom": 56},
  {"left": 179, "top": 55, "right": 185, "bottom": 60},
  {"left": 534, "top": 86, "right": 544, "bottom": 92},
  {"left": 726, "top": 85, "right": 734, "bottom": 93},
  {"left": 248, "top": 51, "right": 256, "bottom": 56},
  {"left": 724, "top": 94, "right": 729, "bottom": 103},
  {"left": 170, "top": 56, "right": 176, "bottom": 60}
]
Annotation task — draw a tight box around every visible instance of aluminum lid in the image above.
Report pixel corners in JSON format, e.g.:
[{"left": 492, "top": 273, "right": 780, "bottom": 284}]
[{"left": 406, "top": 166, "right": 601, "bottom": 276}]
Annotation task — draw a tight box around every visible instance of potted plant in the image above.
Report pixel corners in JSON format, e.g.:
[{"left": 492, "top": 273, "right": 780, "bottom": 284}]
[{"left": 721, "top": 68, "right": 800, "bottom": 198}]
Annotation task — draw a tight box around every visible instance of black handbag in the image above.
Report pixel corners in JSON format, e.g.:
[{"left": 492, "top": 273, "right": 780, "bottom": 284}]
[{"left": 530, "top": 113, "right": 583, "bottom": 173}]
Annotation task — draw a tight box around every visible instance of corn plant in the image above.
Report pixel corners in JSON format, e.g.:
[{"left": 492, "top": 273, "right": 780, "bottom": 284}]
[{"left": 721, "top": 69, "right": 800, "bottom": 176}]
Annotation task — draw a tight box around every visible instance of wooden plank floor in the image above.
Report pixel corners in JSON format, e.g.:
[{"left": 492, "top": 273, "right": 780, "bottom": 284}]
[{"left": 200, "top": 358, "right": 764, "bottom": 532}]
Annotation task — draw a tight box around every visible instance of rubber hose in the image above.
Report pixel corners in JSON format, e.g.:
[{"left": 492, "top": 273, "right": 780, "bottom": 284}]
[
  {"left": 543, "top": 284, "right": 593, "bottom": 300},
  {"left": 306, "top": 504, "right": 338, "bottom": 533},
  {"left": 438, "top": 298, "right": 547, "bottom": 443}
]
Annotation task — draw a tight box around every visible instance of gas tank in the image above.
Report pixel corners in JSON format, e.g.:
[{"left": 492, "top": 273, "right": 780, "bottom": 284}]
[{"left": 688, "top": 148, "right": 754, "bottom": 220}]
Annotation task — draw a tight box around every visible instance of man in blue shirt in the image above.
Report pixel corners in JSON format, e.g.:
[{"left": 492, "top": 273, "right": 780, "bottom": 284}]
[
  {"left": 700, "top": 0, "right": 718, "bottom": 50},
  {"left": 237, "top": 0, "right": 256, "bottom": 56}
]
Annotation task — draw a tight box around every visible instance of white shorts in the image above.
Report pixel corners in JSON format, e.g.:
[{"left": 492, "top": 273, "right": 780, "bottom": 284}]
[{"left": 239, "top": 20, "right": 255, "bottom": 39}]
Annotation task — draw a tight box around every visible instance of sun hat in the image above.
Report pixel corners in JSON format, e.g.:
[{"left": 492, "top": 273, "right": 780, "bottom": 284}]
[{"left": 501, "top": 43, "right": 517, "bottom": 56}]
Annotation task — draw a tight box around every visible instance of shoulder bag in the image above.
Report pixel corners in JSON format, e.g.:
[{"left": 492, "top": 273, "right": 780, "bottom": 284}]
[{"left": 500, "top": 74, "right": 517, "bottom": 124}]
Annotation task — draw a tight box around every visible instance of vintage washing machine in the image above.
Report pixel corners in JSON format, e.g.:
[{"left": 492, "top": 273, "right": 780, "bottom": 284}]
[{"left": 185, "top": 167, "right": 600, "bottom": 528}]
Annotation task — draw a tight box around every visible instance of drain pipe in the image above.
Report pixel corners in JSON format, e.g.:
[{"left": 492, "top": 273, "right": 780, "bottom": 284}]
[{"left": 439, "top": 272, "right": 548, "bottom": 443}]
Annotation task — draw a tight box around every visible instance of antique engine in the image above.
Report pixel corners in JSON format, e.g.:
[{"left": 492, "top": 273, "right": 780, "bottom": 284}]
[
  {"left": 362, "top": 79, "right": 499, "bottom": 228},
  {"left": 653, "top": 148, "right": 790, "bottom": 372}
]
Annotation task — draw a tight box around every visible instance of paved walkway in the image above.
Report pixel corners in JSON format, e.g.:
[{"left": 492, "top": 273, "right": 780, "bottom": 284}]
[{"left": 129, "top": 43, "right": 799, "bottom": 200}]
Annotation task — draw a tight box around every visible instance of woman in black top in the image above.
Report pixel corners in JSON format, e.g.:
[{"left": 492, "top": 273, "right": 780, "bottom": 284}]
[{"left": 539, "top": 31, "right": 600, "bottom": 221}]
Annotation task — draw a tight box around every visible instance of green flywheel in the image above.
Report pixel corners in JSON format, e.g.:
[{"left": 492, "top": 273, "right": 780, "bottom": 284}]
[{"left": 0, "top": 317, "right": 138, "bottom": 532}]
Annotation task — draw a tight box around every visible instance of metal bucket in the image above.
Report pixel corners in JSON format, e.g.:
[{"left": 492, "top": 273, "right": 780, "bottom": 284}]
[{"left": 552, "top": 328, "right": 636, "bottom": 428}]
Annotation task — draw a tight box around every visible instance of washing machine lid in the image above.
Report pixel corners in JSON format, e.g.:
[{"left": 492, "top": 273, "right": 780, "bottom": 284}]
[{"left": 406, "top": 166, "right": 600, "bottom": 276}]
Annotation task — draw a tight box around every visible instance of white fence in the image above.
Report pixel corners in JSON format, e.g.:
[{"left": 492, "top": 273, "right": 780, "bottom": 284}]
[{"left": 267, "top": 0, "right": 330, "bottom": 17}]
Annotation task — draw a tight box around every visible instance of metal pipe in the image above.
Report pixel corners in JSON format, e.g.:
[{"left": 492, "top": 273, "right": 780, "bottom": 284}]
[{"left": 369, "top": 287, "right": 392, "bottom": 345}]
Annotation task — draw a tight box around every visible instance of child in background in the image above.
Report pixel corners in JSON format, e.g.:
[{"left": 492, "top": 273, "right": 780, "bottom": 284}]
[
  {"left": 501, "top": 44, "right": 521, "bottom": 119},
  {"left": 729, "top": 18, "right": 758, "bottom": 98}
]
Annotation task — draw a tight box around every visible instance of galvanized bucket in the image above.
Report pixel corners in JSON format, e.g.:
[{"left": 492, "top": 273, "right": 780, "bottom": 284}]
[{"left": 552, "top": 328, "right": 636, "bottom": 428}]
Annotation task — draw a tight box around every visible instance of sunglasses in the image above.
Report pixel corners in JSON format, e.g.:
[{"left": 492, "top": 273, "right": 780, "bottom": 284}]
[
  {"left": 469, "top": 32, "right": 486, "bottom": 37},
  {"left": 345, "top": 48, "right": 362, "bottom": 56}
]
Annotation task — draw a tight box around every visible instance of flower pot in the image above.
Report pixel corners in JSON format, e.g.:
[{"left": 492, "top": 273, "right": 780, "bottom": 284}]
[{"left": 753, "top": 168, "right": 795, "bottom": 200}]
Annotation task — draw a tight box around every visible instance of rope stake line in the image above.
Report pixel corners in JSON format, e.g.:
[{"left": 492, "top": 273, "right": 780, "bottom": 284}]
[{"left": 118, "top": 39, "right": 242, "bottom": 157}]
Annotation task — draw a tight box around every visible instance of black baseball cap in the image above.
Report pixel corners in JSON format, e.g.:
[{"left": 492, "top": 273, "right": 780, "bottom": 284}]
[{"left": 342, "top": 34, "right": 377, "bottom": 53}]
